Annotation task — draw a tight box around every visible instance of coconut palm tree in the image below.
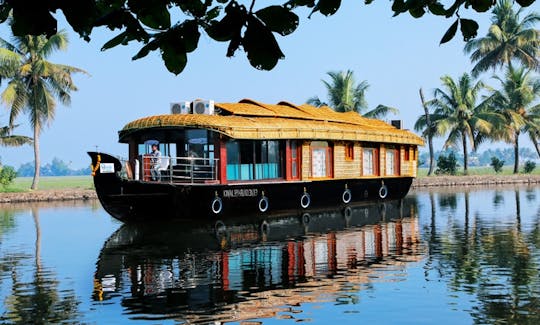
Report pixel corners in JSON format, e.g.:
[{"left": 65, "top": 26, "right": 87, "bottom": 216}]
[
  {"left": 415, "top": 88, "right": 436, "bottom": 176},
  {"left": 307, "top": 70, "right": 398, "bottom": 119},
  {"left": 429, "top": 73, "right": 501, "bottom": 174},
  {"left": 0, "top": 123, "right": 32, "bottom": 147},
  {"left": 464, "top": 0, "right": 540, "bottom": 77},
  {"left": 0, "top": 31, "right": 86, "bottom": 190},
  {"left": 489, "top": 65, "right": 540, "bottom": 173}
]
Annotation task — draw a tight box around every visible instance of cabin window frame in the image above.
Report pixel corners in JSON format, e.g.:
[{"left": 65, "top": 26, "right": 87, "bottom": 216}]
[
  {"left": 226, "top": 140, "right": 284, "bottom": 181},
  {"left": 310, "top": 141, "right": 333, "bottom": 178},
  {"left": 385, "top": 146, "right": 400, "bottom": 176},
  {"left": 344, "top": 142, "right": 354, "bottom": 161},
  {"left": 362, "top": 145, "right": 379, "bottom": 176}
]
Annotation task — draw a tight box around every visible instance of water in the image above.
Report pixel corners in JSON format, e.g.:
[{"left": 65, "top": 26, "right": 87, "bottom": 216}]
[{"left": 0, "top": 187, "right": 539, "bottom": 324}]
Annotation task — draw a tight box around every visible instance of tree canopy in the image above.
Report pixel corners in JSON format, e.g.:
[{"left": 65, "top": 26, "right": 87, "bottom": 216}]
[{"left": 0, "top": 0, "right": 535, "bottom": 75}]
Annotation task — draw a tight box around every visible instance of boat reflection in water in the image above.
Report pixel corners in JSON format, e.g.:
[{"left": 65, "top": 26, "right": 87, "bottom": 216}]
[{"left": 93, "top": 199, "right": 423, "bottom": 323}]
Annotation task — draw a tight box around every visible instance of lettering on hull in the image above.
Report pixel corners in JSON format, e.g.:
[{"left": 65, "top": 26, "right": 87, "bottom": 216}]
[{"left": 223, "top": 188, "right": 259, "bottom": 198}]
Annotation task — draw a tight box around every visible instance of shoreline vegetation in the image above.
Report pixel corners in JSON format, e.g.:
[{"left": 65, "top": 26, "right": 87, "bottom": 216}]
[{"left": 3, "top": 173, "right": 540, "bottom": 203}]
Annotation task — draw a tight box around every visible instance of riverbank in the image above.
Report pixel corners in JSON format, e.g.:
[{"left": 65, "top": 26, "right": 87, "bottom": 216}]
[
  {"left": 2, "top": 174, "right": 540, "bottom": 203},
  {"left": 412, "top": 174, "right": 540, "bottom": 188},
  {"left": 0, "top": 189, "right": 97, "bottom": 203}
]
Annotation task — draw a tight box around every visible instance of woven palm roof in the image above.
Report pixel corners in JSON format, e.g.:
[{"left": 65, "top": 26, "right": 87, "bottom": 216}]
[{"left": 119, "top": 100, "right": 424, "bottom": 145}]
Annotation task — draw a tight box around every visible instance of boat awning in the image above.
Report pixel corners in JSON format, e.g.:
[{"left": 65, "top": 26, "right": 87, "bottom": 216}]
[{"left": 119, "top": 101, "right": 424, "bottom": 146}]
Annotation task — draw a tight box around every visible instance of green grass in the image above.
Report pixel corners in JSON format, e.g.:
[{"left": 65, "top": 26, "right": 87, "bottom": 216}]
[
  {"left": 1, "top": 176, "right": 93, "bottom": 193},
  {"left": 418, "top": 166, "right": 540, "bottom": 177}
]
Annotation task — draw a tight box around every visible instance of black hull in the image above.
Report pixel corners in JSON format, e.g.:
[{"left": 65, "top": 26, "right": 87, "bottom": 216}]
[{"left": 89, "top": 152, "right": 414, "bottom": 222}]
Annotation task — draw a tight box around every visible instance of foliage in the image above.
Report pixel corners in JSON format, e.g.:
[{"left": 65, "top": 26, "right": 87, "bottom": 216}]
[
  {"left": 523, "top": 160, "right": 536, "bottom": 173},
  {"left": 464, "top": 0, "right": 540, "bottom": 77},
  {"left": 490, "top": 157, "right": 505, "bottom": 173},
  {"left": 16, "top": 158, "right": 91, "bottom": 177},
  {"left": 422, "top": 73, "right": 501, "bottom": 173},
  {"left": 489, "top": 65, "right": 540, "bottom": 173},
  {"left": 0, "top": 165, "right": 17, "bottom": 189},
  {"left": 435, "top": 152, "right": 458, "bottom": 175},
  {"left": 0, "top": 1, "right": 534, "bottom": 75},
  {"left": 307, "top": 70, "right": 398, "bottom": 118},
  {"left": 0, "top": 31, "right": 86, "bottom": 190},
  {"left": 0, "top": 124, "right": 32, "bottom": 147}
]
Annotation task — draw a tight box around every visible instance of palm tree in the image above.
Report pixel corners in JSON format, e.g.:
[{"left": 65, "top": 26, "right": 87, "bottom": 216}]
[
  {"left": 429, "top": 74, "right": 501, "bottom": 174},
  {"left": 307, "top": 70, "right": 398, "bottom": 119},
  {"left": 489, "top": 65, "right": 540, "bottom": 173},
  {"left": 0, "top": 31, "right": 86, "bottom": 190},
  {"left": 464, "top": 0, "right": 540, "bottom": 77},
  {"left": 0, "top": 123, "right": 32, "bottom": 147},
  {"left": 415, "top": 88, "right": 435, "bottom": 176}
]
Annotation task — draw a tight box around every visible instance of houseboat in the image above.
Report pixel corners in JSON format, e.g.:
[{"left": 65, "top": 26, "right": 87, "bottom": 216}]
[{"left": 88, "top": 99, "right": 423, "bottom": 222}]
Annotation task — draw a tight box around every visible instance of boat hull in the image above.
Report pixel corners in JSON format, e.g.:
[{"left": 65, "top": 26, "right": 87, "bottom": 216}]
[{"left": 89, "top": 152, "right": 414, "bottom": 222}]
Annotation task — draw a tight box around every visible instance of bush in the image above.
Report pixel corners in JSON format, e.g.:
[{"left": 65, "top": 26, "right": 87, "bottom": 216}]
[
  {"left": 0, "top": 165, "right": 17, "bottom": 189},
  {"left": 435, "top": 152, "right": 458, "bottom": 175},
  {"left": 523, "top": 160, "right": 536, "bottom": 174},
  {"left": 490, "top": 157, "right": 504, "bottom": 173}
]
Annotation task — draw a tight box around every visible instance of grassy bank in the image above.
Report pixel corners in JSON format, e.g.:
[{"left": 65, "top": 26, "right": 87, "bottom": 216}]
[{"left": 2, "top": 176, "right": 93, "bottom": 193}]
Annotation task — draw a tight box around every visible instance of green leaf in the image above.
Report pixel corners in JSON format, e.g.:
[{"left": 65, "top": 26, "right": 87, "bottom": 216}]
[
  {"left": 0, "top": 4, "right": 11, "bottom": 23},
  {"left": 428, "top": 3, "right": 446, "bottom": 16},
  {"left": 515, "top": 0, "right": 535, "bottom": 6},
  {"left": 205, "top": 2, "right": 246, "bottom": 42},
  {"left": 11, "top": 5, "right": 57, "bottom": 37},
  {"left": 242, "top": 16, "right": 284, "bottom": 70},
  {"left": 177, "top": 20, "right": 200, "bottom": 53},
  {"left": 459, "top": 18, "right": 479, "bottom": 41},
  {"left": 128, "top": 0, "right": 171, "bottom": 29},
  {"left": 391, "top": 0, "right": 407, "bottom": 16},
  {"left": 469, "top": 0, "right": 493, "bottom": 13},
  {"left": 311, "top": 0, "right": 342, "bottom": 17},
  {"left": 132, "top": 39, "right": 160, "bottom": 60},
  {"left": 206, "top": 6, "right": 221, "bottom": 20},
  {"left": 102, "top": 31, "right": 130, "bottom": 50},
  {"left": 409, "top": 7, "right": 426, "bottom": 18},
  {"left": 286, "top": 0, "right": 316, "bottom": 8},
  {"left": 440, "top": 19, "right": 459, "bottom": 44},
  {"left": 255, "top": 6, "right": 299, "bottom": 36},
  {"left": 160, "top": 41, "right": 187, "bottom": 75}
]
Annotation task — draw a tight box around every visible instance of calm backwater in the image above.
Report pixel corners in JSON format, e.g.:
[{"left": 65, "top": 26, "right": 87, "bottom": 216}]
[{"left": 1, "top": 186, "right": 540, "bottom": 324}]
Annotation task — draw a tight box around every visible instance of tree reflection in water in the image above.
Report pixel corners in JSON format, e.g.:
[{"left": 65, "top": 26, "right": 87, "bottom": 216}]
[
  {"left": 424, "top": 187, "right": 540, "bottom": 324},
  {"left": 0, "top": 206, "right": 81, "bottom": 324}
]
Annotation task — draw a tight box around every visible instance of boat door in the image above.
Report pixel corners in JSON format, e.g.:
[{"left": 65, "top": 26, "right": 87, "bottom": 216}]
[{"left": 287, "top": 140, "right": 301, "bottom": 180}]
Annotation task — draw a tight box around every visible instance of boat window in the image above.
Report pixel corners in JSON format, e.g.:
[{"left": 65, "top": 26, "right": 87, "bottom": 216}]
[
  {"left": 311, "top": 141, "right": 333, "bottom": 178},
  {"left": 386, "top": 149, "right": 397, "bottom": 175},
  {"left": 345, "top": 142, "right": 354, "bottom": 161},
  {"left": 226, "top": 140, "right": 283, "bottom": 181},
  {"left": 404, "top": 146, "right": 410, "bottom": 161},
  {"left": 363, "top": 148, "right": 377, "bottom": 176}
]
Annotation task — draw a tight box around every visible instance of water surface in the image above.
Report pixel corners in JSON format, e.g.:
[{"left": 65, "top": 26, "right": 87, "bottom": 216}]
[{"left": 1, "top": 186, "right": 539, "bottom": 324}]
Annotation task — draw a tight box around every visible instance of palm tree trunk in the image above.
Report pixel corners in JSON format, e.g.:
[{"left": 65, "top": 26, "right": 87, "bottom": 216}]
[
  {"left": 462, "top": 131, "right": 468, "bottom": 175},
  {"left": 531, "top": 135, "right": 540, "bottom": 158},
  {"left": 513, "top": 131, "right": 520, "bottom": 174},
  {"left": 419, "top": 88, "right": 434, "bottom": 176},
  {"left": 31, "top": 124, "right": 40, "bottom": 190}
]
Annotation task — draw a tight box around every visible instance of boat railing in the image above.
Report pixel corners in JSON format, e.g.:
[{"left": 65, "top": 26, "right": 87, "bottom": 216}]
[{"left": 139, "top": 156, "right": 219, "bottom": 184}]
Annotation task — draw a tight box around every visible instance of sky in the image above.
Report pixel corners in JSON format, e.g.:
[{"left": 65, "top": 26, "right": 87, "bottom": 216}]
[{"left": 0, "top": 1, "right": 525, "bottom": 169}]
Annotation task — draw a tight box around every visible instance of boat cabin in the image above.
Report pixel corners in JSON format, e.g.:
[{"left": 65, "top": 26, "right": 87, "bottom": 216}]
[{"left": 117, "top": 99, "right": 423, "bottom": 184}]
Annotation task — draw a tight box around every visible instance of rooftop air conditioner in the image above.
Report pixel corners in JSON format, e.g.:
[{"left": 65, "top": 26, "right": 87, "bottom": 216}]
[
  {"left": 192, "top": 99, "right": 214, "bottom": 115},
  {"left": 170, "top": 101, "right": 191, "bottom": 114}
]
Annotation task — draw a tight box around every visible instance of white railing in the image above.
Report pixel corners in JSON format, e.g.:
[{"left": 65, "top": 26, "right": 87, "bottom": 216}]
[{"left": 140, "top": 156, "right": 219, "bottom": 183}]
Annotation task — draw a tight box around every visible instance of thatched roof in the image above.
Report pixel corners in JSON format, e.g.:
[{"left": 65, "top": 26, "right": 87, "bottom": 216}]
[{"left": 118, "top": 99, "right": 424, "bottom": 145}]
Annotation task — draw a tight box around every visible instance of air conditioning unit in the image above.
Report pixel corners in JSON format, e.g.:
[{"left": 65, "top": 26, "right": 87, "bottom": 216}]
[
  {"left": 192, "top": 99, "right": 215, "bottom": 115},
  {"left": 170, "top": 101, "right": 191, "bottom": 114}
]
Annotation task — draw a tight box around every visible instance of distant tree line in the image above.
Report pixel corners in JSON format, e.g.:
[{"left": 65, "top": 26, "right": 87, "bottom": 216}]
[
  {"left": 418, "top": 148, "right": 538, "bottom": 169},
  {"left": 16, "top": 158, "right": 90, "bottom": 177}
]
